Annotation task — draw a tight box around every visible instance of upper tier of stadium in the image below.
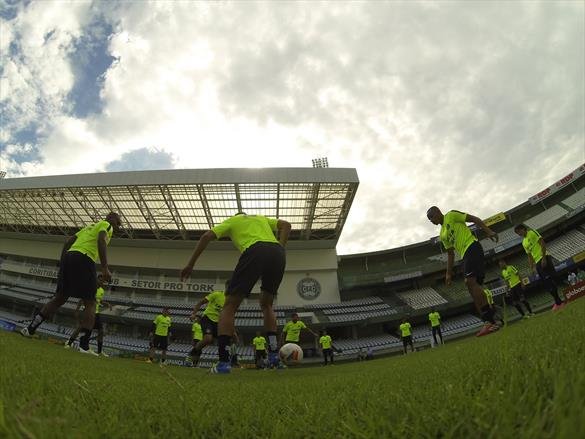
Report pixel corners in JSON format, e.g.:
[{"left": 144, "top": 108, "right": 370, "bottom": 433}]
[{"left": 0, "top": 167, "right": 359, "bottom": 244}]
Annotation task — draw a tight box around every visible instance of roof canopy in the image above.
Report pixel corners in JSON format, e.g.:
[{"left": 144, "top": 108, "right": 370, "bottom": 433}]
[{"left": 0, "top": 168, "right": 359, "bottom": 242}]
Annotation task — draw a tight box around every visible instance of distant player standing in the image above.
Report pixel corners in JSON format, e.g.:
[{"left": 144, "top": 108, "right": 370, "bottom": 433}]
[
  {"left": 252, "top": 332, "right": 268, "bottom": 369},
  {"left": 514, "top": 224, "right": 564, "bottom": 310},
  {"left": 281, "top": 312, "right": 317, "bottom": 346},
  {"left": 428, "top": 309, "right": 444, "bottom": 345},
  {"left": 148, "top": 307, "right": 172, "bottom": 366},
  {"left": 399, "top": 318, "right": 414, "bottom": 354},
  {"left": 426, "top": 207, "right": 499, "bottom": 336},
  {"left": 319, "top": 330, "right": 334, "bottom": 366},
  {"left": 181, "top": 212, "right": 292, "bottom": 374},
  {"left": 65, "top": 275, "right": 111, "bottom": 356},
  {"left": 21, "top": 212, "right": 121, "bottom": 355},
  {"left": 186, "top": 316, "right": 203, "bottom": 366},
  {"left": 499, "top": 260, "right": 534, "bottom": 318}
]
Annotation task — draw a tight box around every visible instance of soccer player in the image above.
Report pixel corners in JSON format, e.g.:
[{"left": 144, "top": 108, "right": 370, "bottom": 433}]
[
  {"left": 499, "top": 260, "right": 534, "bottom": 318},
  {"left": 180, "top": 212, "right": 292, "bottom": 374},
  {"left": 64, "top": 275, "right": 111, "bottom": 356},
  {"left": 514, "top": 224, "right": 564, "bottom": 310},
  {"left": 482, "top": 287, "right": 504, "bottom": 327},
  {"left": 186, "top": 315, "right": 203, "bottom": 366},
  {"left": 21, "top": 212, "right": 121, "bottom": 355},
  {"left": 428, "top": 309, "right": 443, "bottom": 345},
  {"left": 186, "top": 283, "right": 227, "bottom": 367},
  {"left": 319, "top": 330, "right": 334, "bottom": 366},
  {"left": 281, "top": 312, "right": 318, "bottom": 346},
  {"left": 252, "top": 331, "right": 268, "bottom": 369},
  {"left": 148, "top": 307, "right": 172, "bottom": 366},
  {"left": 426, "top": 206, "right": 499, "bottom": 336},
  {"left": 399, "top": 318, "right": 414, "bottom": 354}
]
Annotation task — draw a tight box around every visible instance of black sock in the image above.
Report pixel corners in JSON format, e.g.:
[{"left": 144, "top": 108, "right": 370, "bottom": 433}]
[
  {"left": 551, "top": 289, "right": 562, "bottom": 305},
  {"left": 523, "top": 301, "right": 533, "bottom": 314},
  {"left": 97, "top": 340, "right": 103, "bottom": 354},
  {"left": 266, "top": 331, "right": 278, "bottom": 352},
  {"left": 480, "top": 305, "right": 496, "bottom": 324},
  {"left": 515, "top": 304, "right": 525, "bottom": 316},
  {"left": 218, "top": 335, "right": 232, "bottom": 363},
  {"left": 67, "top": 333, "right": 76, "bottom": 345},
  {"left": 27, "top": 311, "right": 46, "bottom": 334},
  {"left": 79, "top": 328, "right": 92, "bottom": 350}
]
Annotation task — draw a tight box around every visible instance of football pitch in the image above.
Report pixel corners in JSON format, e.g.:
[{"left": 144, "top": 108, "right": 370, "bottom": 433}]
[{"left": 1, "top": 300, "right": 584, "bottom": 439}]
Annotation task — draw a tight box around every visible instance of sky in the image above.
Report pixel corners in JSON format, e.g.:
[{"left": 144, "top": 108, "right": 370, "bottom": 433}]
[{"left": 0, "top": 1, "right": 584, "bottom": 255}]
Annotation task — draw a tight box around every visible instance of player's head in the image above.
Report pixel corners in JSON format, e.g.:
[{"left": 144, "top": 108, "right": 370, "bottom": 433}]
[
  {"left": 426, "top": 206, "right": 443, "bottom": 225},
  {"left": 193, "top": 315, "right": 200, "bottom": 323},
  {"left": 498, "top": 259, "right": 507, "bottom": 268},
  {"left": 401, "top": 317, "right": 407, "bottom": 323},
  {"left": 235, "top": 211, "right": 247, "bottom": 216},
  {"left": 291, "top": 312, "right": 299, "bottom": 322},
  {"left": 106, "top": 212, "right": 122, "bottom": 233},
  {"left": 322, "top": 329, "right": 327, "bottom": 335},
  {"left": 162, "top": 307, "right": 170, "bottom": 316},
  {"left": 514, "top": 224, "right": 528, "bottom": 237}
]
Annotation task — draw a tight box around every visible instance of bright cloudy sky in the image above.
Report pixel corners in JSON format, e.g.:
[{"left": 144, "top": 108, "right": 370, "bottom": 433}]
[{"left": 1, "top": 1, "right": 583, "bottom": 254}]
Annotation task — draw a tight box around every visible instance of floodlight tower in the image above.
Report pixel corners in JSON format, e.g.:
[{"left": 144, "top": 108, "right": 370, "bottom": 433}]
[{"left": 312, "top": 157, "right": 329, "bottom": 168}]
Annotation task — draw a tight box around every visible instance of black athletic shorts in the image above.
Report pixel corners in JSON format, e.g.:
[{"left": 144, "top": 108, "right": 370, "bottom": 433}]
[
  {"left": 509, "top": 284, "right": 525, "bottom": 302},
  {"left": 152, "top": 335, "right": 168, "bottom": 350},
  {"left": 322, "top": 348, "right": 333, "bottom": 356},
  {"left": 462, "top": 241, "right": 485, "bottom": 284},
  {"left": 56, "top": 251, "right": 97, "bottom": 300},
  {"left": 402, "top": 335, "right": 413, "bottom": 346},
  {"left": 93, "top": 313, "right": 103, "bottom": 331},
  {"left": 431, "top": 326, "right": 442, "bottom": 335},
  {"left": 227, "top": 242, "right": 286, "bottom": 297},
  {"left": 255, "top": 349, "right": 267, "bottom": 359},
  {"left": 536, "top": 255, "right": 556, "bottom": 280},
  {"left": 200, "top": 316, "right": 218, "bottom": 338}
]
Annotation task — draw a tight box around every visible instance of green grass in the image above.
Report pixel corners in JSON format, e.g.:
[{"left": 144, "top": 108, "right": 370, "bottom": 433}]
[{"left": 1, "top": 301, "right": 585, "bottom": 439}]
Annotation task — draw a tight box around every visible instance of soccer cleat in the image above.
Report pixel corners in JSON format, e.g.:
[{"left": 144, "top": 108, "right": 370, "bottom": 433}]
[
  {"left": 146, "top": 359, "right": 153, "bottom": 364},
  {"left": 476, "top": 323, "right": 500, "bottom": 337},
  {"left": 20, "top": 327, "right": 32, "bottom": 337},
  {"left": 99, "top": 352, "right": 109, "bottom": 358},
  {"left": 64, "top": 343, "right": 72, "bottom": 349},
  {"left": 209, "top": 361, "right": 231, "bottom": 374},
  {"left": 523, "top": 314, "right": 530, "bottom": 319},
  {"left": 268, "top": 352, "right": 281, "bottom": 368},
  {"left": 159, "top": 362, "right": 166, "bottom": 368},
  {"left": 552, "top": 303, "right": 566, "bottom": 311},
  {"left": 78, "top": 347, "right": 99, "bottom": 356}
]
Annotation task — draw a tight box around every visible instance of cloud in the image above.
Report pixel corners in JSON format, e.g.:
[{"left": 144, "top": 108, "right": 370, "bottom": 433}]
[
  {"left": 104, "top": 147, "right": 175, "bottom": 172},
  {"left": 0, "top": 1, "right": 583, "bottom": 254}
]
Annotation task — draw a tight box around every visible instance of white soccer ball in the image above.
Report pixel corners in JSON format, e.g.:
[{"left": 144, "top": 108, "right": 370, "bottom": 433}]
[{"left": 279, "top": 343, "right": 303, "bottom": 364}]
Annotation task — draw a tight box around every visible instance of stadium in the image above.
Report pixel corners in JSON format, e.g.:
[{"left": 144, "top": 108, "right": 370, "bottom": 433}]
[{"left": 0, "top": 164, "right": 584, "bottom": 438}]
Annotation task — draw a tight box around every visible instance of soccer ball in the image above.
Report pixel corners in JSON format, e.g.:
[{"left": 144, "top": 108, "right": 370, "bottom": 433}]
[{"left": 279, "top": 343, "right": 303, "bottom": 364}]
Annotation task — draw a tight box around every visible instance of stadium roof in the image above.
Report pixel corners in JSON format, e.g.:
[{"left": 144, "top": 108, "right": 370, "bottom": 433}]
[{"left": 0, "top": 168, "right": 359, "bottom": 243}]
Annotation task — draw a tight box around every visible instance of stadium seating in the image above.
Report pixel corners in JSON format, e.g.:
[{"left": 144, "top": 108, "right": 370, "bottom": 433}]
[
  {"left": 524, "top": 205, "right": 568, "bottom": 230},
  {"left": 396, "top": 287, "right": 448, "bottom": 309},
  {"left": 562, "top": 188, "right": 585, "bottom": 209},
  {"left": 546, "top": 230, "right": 585, "bottom": 262}
]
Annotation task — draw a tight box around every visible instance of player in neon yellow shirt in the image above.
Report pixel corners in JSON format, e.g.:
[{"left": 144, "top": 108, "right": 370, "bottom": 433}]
[
  {"left": 281, "top": 313, "right": 318, "bottom": 345},
  {"left": 185, "top": 316, "right": 203, "bottom": 366},
  {"left": 22, "top": 212, "right": 122, "bottom": 355},
  {"left": 187, "top": 282, "right": 227, "bottom": 366},
  {"left": 252, "top": 331, "right": 268, "bottom": 369},
  {"left": 65, "top": 275, "right": 112, "bottom": 356},
  {"left": 428, "top": 309, "right": 443, "bottom": 345},
  {"left": 399, "top": 318, "right": 414, "bottom": 354},
  {"left": 319, "top": 330, "right": 334, "bottom": 366},
  {"left": 427, "top": 206, "right": 500, "bottom": 337},
  {"left": 498, "top": 259, "right": 534, "bottom": 318},
  {"left": 181, "top": 212, "right": 291, "bottom": 373},
  {"left": 148, "top": 307, "right": 172, "bottom": 366},
  {"left": 514, "top": 224, "right": 564, "bottom": 310}
]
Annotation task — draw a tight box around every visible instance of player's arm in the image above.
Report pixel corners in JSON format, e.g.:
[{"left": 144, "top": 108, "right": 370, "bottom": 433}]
[
  {"left": 467, "top": 214, "right": 498, "bottom": 242},
  {"left": 181, "top": 230, "right": 217, "bottom": 281},
  {"left": 97, "top": 230, "right": 112, "bottom": 282},
  {"left": 446, "top": 248, "right": 454, "bottom": 286},
  {"left": 232, "top": 330, "right": 240, "bottom": 345},
  {"left": 276, "top": 219, "right": 292, "bottom": 247},
  {"left": 527, "top": 254, "right": 535, "bottom": 273},
  {"left": 305, "top": 326, "right": 318, "bottom": 337},
  {"left": 60, "top": 235, "right": 77, "bottom": 262},
  {"left": 191, "top": 298, "right": 208, "bottom": 320},
  {"left": 149, "top": 322, "right": 156, "bottom": 338}
]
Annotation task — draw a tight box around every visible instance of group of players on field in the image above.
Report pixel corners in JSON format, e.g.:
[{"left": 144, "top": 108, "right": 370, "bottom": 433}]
[{"left": 20, "top": 204, "right": 568, "bottom": 371}]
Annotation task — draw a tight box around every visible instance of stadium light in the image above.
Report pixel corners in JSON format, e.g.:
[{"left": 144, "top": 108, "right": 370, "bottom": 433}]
[{"left": 312, "top": 157, "right": 329, "bottom": 168}]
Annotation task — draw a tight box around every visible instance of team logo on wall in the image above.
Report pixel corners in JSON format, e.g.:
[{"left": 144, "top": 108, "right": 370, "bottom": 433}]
[{"left": 296, "top": 277, "right": 321, "bottom": 300}]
